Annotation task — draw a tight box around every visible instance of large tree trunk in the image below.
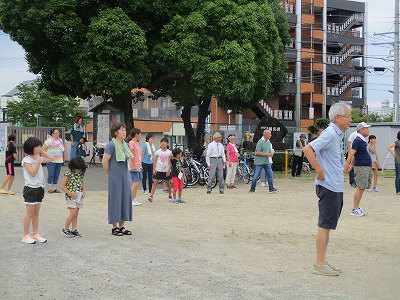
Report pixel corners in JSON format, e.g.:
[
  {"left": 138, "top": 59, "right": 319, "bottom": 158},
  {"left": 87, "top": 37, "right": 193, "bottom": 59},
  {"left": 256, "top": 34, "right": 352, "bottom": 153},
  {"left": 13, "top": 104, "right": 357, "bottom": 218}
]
[
  {"left": 113, "top": 91, "right": 134, "bottom": 134},
  {"left": 195, "top": 97, "right": 211, "bottom": 147},
  {"left": 181, "top": 97, "right": 211, "bottom": 154},
  {"left": 181, "top": 104, "right": 196, "bottom": 149}
]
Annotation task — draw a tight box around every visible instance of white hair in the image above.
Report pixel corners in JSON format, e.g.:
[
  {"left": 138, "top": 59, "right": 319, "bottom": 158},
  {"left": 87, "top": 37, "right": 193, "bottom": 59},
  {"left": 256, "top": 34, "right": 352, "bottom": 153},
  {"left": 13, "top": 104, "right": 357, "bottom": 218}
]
[
  {"left": 213, "top": 132, "right": 221, "bottom": 139},
  {"left": 328, "top": 103, "right": 351, "bottom": 122}
]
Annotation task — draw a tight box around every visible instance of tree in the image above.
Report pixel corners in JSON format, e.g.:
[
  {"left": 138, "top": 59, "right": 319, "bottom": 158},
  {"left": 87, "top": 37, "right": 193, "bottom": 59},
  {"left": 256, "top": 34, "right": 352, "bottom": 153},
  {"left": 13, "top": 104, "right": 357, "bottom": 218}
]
[
  {"left": 6, "top": 81, "right": 85, "bottom": 128},
  {"left": 0, "top": 0, "right": 288, "bottom": 148}
]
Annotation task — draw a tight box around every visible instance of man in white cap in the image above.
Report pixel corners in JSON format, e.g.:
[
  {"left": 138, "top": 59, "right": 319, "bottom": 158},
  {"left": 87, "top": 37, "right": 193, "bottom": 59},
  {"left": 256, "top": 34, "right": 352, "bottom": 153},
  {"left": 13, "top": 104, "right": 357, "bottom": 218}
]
[{"left": 344, "top": 122, "right": 372, "bottom": 217}]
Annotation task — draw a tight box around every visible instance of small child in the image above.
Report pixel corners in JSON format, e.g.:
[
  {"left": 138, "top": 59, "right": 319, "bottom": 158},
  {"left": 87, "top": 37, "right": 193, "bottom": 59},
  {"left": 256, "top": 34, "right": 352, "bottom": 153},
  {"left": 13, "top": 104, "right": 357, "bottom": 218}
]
[
  {"left": 77, "top": 137, "right": 89, "bottom": 160},
  {"left": 21, "top": 137, "right": 54, "bottom": 244},
  {"left": 61, "top": 157, "right": 86, "bottom": 237},
  {"left": 367, "top": 135, "right": 380, "bottom": 192},
  {"left": 171, "top": 148, "right": 186, "bottom": 203},
  {"left": 0, "top": 135, "right": 17, "bottom": 195},
  {"left": 148, "top": 138, "right": 172, "bottom": 202}
]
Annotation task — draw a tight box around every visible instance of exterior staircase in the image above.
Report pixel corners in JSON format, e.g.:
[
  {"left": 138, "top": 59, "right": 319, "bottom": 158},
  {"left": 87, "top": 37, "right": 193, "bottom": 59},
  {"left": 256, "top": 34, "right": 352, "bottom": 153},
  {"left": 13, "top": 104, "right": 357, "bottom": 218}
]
[
  {"left": 326, "top": 75, "right": 363, "bottom": 96},
  {"left": 327, "top": 13, "right": 363, "bottom": 35}
]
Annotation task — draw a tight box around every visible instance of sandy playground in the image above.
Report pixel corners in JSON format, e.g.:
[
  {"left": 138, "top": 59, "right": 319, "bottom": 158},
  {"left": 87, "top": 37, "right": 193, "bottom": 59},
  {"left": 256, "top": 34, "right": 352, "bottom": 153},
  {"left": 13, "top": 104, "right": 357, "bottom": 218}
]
[{"left": 0, "top": 166, "right": 399, "bottom": 299}]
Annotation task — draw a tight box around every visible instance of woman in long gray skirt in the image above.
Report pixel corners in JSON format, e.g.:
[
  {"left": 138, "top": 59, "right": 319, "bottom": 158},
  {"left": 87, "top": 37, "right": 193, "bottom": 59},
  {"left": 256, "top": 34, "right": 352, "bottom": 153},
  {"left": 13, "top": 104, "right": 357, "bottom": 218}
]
[{"left": 102, "top": 122, "right": 134, "bottom": 236}]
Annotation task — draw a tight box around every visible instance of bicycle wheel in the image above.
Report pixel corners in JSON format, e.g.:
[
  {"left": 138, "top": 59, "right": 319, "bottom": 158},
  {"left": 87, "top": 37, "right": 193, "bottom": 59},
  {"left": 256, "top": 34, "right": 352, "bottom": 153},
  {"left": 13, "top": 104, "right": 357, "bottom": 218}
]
[
  {"left": 185, "top": 167, "right": 199, "bottom": 186},
  {"left": 242, "top": 168, "right": 250, "bottom": 184}
]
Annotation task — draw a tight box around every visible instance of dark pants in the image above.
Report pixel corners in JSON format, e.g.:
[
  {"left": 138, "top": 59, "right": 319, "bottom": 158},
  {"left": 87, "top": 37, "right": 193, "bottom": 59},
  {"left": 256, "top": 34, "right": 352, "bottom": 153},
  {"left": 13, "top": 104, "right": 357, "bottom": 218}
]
[
  {"left": 292, "top": 155, "right": 303, "bottom": 176},
  {"left": 142, "top": 162, "right": 153, "bottom": 192},
  {"left": 395, "top": 163, "right": 400, "bottom": 194}
]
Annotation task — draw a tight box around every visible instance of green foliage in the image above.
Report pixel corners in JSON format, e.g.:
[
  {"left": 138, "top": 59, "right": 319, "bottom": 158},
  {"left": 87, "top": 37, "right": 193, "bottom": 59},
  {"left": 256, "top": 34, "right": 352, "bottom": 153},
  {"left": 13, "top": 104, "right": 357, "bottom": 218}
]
[
  {"left": 351, "top": 108, "right": 393, "bottom": 123},
  {"left": 272, "top": 151, "right": 286, "bottom": 171},
  {"left": 0, "top": 0, "right": 289, "bottom": 146},
  {"left": 6, "top": 81, "right": 86, "bottom": 128},
  {"left": 315, "top": 118, "right": 330, "bottom": 129},
  {"left": 307, "top": 124, "right": 319, "bottom": 135}
]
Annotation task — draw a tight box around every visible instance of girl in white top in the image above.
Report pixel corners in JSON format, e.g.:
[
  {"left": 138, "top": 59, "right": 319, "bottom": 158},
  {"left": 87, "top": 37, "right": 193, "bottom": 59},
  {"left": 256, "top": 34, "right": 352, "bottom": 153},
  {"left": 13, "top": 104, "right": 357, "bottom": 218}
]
[
  {"left": 148, "top": 138, "right": 172, "bottom": 202},
  {"left": 21, "top": 137, "right": 54, "bottom": 244}
]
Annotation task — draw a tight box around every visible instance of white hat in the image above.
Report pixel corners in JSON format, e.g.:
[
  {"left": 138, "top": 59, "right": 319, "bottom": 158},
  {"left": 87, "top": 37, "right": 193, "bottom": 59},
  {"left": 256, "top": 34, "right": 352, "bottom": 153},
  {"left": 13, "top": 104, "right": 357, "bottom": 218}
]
[{"left": 356, "top": 122, "right": 371, "bottom": 131}]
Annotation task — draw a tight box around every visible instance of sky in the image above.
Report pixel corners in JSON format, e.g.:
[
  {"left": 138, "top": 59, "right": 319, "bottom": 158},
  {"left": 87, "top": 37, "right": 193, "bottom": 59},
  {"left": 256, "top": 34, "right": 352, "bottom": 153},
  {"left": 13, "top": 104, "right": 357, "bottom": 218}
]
[{"left": 0, "top": 0, "right": 397, "bottom": 110}]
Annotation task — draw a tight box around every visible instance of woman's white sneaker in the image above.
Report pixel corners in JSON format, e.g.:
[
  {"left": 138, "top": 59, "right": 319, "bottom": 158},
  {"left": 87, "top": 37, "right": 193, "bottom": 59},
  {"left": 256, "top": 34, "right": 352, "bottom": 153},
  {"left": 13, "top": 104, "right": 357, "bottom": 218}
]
[{"left": 32, "top": 234, "right": 47, "bottom": 243}]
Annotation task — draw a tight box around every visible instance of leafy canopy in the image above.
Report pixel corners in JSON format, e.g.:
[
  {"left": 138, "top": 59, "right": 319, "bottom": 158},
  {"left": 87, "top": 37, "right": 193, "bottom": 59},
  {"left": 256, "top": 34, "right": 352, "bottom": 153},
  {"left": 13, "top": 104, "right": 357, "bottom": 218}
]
[{"left": 6, "top": 81, "right": 86, "bottom": 128}]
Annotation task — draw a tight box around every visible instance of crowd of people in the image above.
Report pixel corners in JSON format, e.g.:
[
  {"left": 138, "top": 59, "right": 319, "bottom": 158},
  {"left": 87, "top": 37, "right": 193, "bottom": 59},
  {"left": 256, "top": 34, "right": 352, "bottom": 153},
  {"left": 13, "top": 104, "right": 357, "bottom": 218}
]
[{"left": 1, "top": 113, "right": 399, "bottom": 280}]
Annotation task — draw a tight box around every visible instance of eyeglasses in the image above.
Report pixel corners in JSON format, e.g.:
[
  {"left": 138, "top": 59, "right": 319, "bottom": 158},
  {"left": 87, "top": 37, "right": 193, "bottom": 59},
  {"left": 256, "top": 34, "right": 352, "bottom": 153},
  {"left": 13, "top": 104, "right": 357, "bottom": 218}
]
[
  {"left": 215, "top": 136, "right": 222, "bottom": 138},
  {"left": 337, "top": 114, "right": 351, "bottom": 119}
]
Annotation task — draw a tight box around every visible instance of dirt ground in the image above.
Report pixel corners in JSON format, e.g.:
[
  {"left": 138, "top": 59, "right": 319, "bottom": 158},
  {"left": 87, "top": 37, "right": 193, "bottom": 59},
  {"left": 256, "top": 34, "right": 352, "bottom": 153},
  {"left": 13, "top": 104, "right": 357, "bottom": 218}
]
[{"left": 0, "top": 166, "right": 399, "bottom": 299}]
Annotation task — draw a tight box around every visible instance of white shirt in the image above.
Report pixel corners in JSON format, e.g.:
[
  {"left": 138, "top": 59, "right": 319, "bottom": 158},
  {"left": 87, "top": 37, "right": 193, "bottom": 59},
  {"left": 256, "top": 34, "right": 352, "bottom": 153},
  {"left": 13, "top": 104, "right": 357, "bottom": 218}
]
[
  {"left": 154, "top": 149, "right": 172, "bottom": 172},
  {"left": 22, "top": 156, "right": 45, "bottom": 188},
  {"left": 206, "top": 141, "right": 226, "bottom": 165}
]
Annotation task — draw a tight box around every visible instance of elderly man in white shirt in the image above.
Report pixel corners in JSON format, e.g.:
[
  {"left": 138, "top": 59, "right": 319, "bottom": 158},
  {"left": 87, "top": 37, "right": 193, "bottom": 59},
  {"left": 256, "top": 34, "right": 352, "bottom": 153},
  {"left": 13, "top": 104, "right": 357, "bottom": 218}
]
[{"left": 206, "top": 132, "right": 227, "bottom": 194}]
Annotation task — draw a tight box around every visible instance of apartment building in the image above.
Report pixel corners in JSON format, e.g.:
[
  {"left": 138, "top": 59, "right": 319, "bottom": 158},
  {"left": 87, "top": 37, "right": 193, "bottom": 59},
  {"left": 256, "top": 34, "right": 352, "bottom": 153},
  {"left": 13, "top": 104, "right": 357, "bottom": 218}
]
[{"left": 241, "top": 0, "right": 365, "bottom": 134}]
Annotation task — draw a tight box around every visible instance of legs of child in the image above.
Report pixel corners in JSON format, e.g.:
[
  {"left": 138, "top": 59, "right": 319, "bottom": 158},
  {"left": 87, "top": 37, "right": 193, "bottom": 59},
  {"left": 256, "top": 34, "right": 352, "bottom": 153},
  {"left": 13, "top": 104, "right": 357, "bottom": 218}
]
[{"left": 148, "top": 179, "right": 159, "bottom": 201}]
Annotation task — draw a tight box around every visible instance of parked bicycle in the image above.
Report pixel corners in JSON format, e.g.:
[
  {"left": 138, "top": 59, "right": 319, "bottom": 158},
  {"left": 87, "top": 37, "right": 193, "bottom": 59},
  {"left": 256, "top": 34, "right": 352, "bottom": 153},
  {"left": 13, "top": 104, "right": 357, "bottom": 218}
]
[
  {"left": 87, "top": 143, "right": 105, "bottom": 168},
  {"left": 236, "top": 154, "right": 251, "bottom": 184}
]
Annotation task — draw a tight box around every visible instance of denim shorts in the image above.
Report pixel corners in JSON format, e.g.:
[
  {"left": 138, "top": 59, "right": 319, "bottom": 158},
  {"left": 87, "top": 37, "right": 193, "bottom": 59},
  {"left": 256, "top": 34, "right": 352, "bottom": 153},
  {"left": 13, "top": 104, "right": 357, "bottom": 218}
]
[
  {"left": 316, "top": 185, "right": 343, "bottom": 230},
  {"left": 130, "top": 171, "right": 143, "bottom": 182}
]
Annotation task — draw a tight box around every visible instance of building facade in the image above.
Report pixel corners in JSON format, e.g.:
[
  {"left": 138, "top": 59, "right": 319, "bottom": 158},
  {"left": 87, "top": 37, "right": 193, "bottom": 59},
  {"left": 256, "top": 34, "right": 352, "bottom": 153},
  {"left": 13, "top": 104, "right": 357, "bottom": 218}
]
[{"left": 242, "top": 0, "right": 366, "bottom": 133}]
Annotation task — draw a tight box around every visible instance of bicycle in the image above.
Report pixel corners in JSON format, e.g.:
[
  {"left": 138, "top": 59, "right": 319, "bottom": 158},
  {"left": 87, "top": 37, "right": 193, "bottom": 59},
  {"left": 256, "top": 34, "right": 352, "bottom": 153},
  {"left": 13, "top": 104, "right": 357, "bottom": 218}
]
[
  {"left": 87, "top": 143, "right": 105, "bottom": 168},
  {"left": 236, "top": 154, "right": 251, "bottom": 184}
]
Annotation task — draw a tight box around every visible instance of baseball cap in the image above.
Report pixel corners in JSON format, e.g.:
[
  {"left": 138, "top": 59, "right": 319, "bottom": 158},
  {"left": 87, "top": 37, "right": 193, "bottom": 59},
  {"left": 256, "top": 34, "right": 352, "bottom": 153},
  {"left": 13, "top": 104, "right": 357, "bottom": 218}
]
[
  {"left": 300, "top": 133, "right": 306, "bottom": 138},
  {"left": 356, "top": 122, "right": 371, "bottom": 131}
]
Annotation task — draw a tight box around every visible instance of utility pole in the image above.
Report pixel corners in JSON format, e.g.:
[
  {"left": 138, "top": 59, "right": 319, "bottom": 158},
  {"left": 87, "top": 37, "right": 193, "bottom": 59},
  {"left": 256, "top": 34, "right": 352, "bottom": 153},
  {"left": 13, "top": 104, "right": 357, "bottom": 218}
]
[
  {"left": 372, "top": 0, "right": 400, "bottom": 122},
  {"left": 394, "top": 0, "right": 399, "bottom": 122}
]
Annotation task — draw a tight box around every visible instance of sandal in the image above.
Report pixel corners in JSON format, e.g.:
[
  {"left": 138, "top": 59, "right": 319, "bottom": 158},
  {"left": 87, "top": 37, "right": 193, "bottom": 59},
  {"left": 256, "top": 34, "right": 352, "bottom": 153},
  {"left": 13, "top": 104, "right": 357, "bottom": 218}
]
[
  {"left": 111, "top": 227, "right": 123, "bottom": 236},
  {"left": 53, "top": 189, "right": 62, "bottom": 193},
  {"left": 120, "top": 227, "right": 132, "bottom": 235},
  {"left": 48, "top": 190, "right": 54, "bottom": 194}
]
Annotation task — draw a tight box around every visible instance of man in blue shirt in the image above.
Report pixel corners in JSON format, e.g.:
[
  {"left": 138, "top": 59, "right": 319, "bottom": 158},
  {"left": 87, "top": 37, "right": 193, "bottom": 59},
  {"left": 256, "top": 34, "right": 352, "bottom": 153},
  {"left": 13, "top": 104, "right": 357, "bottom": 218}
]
[
  {"left": 303, "top": 103, "right": 352, "bottom": 276},
  {"left": 249, "top": 130, "right": 278, "bottom": 193},
  {"left": 344, "top": 122, "right": 372, "bottom": 217}
]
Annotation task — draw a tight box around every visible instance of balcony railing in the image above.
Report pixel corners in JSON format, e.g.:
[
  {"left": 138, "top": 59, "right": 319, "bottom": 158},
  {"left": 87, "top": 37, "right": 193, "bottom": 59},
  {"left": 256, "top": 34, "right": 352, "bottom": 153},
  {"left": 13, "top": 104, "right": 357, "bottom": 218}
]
[
  {"left": 326, "top": 75, "right": 363, "bottom": 96},
  {"left": 327, "top": 44, "right": 363, "bottom": 65},
  {"left": 132, "top": 107, "right": 198, "bottom": 119},
  {"left": 327, "top": 13, "right": 364, "bottom": 35},
  {"left": 259, "top": 99, "right": 294, "bottom": 120}
]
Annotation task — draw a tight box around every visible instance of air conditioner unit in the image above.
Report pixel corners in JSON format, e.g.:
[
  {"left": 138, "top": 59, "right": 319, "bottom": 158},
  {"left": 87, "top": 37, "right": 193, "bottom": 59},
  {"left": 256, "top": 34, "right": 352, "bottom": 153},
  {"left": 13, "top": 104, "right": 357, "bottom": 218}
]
[{"left": 132, "top": 109, "right": 138, "bottom": 118}]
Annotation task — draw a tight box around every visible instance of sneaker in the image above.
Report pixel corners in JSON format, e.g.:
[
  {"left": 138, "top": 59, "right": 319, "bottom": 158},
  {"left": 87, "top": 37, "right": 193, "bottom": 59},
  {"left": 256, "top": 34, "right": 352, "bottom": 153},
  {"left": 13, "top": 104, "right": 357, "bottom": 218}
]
[
  {"left": 178, "top": 199, "right": 186, "bottom": 203},
  {"left": 269, "top": 188, "right": 279, "bottom": 194},
  {"left": 366, "top": 189, "right": 373, "bottom": 192},
  {"left": 7, "top": 190, "right": 15, "bottom": 195},
  {"left": 351, "top": 183, "right": 357, "bottom": 188},
  {"left": 231, "top": 185, "right": 237, "bottom": 189},
  {"left": 260, "top": 182, "right": 267, "bottom": 187},
  {"left": 21, "top": 234, "right": 36, "bottom": 244},
  {"left": 372, "top": 188, "right": 380, "bottom": 192},
  {"left": 132, "top": 200, "right": 141, "bottom": 206},
  {"left": 327, "top": 262, "right": 342, "bottom": 273},
  {"left": 32, "top": 233, "right": 47, "bottom": 243},
  {"left": 143, "top": 190, "right": 149, "bottom": 195},
  {"left": 313, "top": 263, "right": 340, "bottom": 276},
  {"left": 227, "top": 186, "right": 233, "bottom": 189},
  {"left": 220, "top": 191, "right": 224, "bottom": 194},
  {"left": 351, "top": 208, "right": 366, "bottom": 217},
  {"left": 71, "top": 230, "right": 81, "bottom": 237},
  {"left": 61, "top": 228, "right": 75, "bottom": 238},
  {"left": 148, "top": 195, "right": 154, "bottom": 202},
  {"left": 397, "top": 192, "right": 400, "bottom": 195},
  {"left": 249, "top": 189, "right": 255, "bottom": 193},
  {"left": 163, "top": 188, "right": 168, "bottom": 193},
  {"left": 207, "top": 191, "right": 211, "bottom": 194},
  {"left": 0, "top": 189, "right": 7, "bottom": 194},
  {"left": 168, "top": 196, "right": 173, "bottom": 202},
  {"left": 173, "top": 199, "right": 179, "bottom": 204}
]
